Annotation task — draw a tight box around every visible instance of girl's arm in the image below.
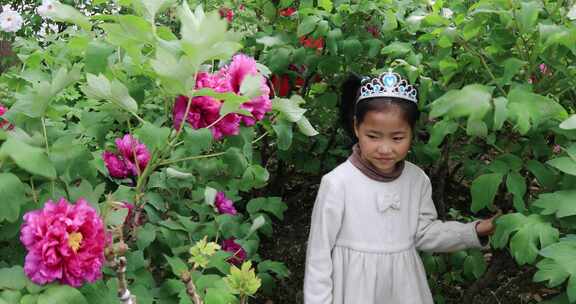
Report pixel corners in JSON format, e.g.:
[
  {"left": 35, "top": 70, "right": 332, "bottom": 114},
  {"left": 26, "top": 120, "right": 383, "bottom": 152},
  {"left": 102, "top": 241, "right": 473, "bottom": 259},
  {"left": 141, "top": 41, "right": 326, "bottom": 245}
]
[
  {"left": 414, "top": 177, "right": 487, "bottom": 252},
  {"left": 304, "top": 176, "right": 345, "bottom": 304}
]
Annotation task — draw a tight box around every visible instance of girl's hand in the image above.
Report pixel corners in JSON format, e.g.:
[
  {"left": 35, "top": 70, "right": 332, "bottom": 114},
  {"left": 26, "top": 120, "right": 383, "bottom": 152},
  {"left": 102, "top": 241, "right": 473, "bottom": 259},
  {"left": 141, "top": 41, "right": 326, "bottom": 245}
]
[{"left": 475, "top": 210, "right": 502, "bottom": 237}]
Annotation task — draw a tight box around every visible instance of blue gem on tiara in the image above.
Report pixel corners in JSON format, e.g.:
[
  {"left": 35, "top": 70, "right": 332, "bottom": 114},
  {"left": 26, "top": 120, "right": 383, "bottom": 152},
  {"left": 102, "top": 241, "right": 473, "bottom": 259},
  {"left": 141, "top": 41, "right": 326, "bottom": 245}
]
[
  {"left": 357, "top": 69, "right": 418, "bottom": 104},
  {"left": 383, "top": 75, "right": 397, "bottom": 87}
]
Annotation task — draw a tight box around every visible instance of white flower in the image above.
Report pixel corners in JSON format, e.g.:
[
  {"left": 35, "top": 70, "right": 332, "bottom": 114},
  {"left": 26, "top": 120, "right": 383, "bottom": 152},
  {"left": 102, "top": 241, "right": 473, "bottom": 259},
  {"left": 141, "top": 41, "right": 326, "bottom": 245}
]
[
  {"left": 0, "top": 7, "right": 23, "bottom": 33},
  {"left": 37, "top": 0, "right": 58, "bottom": 17},
  {"left": 441, "top": 8, "right": 454, "bottom": 19}
]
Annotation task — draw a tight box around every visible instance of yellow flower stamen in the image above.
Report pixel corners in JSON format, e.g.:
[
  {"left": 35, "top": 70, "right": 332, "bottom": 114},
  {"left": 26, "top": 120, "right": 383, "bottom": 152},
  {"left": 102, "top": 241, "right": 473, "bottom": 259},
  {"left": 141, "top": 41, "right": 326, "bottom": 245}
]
[{"left": 68, "top": 232, "right": 83, "bottom": 252}]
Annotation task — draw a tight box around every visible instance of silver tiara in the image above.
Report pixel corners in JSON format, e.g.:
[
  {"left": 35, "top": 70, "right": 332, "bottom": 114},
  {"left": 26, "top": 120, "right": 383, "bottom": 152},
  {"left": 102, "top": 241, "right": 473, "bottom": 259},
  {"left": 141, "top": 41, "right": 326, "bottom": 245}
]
[{"left": 357, "top": 69, "right": 418, "bottom": 103}]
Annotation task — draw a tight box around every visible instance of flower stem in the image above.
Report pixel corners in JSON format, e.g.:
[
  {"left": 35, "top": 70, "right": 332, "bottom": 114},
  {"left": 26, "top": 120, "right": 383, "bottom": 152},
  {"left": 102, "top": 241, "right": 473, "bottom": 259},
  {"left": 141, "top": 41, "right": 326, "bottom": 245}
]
[
  {"left": 158, "top": 151, "right": 226, "bottom": 166},
  {"left": 182, "top": 270, "right": 204, "bottom": 304},
  {"left": 114, "top": 256, "right": 137, "bottom": 304}
]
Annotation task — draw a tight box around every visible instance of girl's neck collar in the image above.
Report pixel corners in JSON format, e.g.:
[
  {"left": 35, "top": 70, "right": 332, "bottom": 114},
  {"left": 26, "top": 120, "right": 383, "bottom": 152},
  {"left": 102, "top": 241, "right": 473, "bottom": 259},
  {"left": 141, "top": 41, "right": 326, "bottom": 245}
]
[{"left": 348, "top": 144, "right": 405, "bottom": 182}]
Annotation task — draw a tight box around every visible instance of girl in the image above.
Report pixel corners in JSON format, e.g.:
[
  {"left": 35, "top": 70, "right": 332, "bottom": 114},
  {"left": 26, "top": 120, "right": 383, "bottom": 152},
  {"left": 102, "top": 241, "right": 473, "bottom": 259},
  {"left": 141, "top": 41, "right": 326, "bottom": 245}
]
[{"left": 303, "top": 70, "right": 498, "bottom": 304}]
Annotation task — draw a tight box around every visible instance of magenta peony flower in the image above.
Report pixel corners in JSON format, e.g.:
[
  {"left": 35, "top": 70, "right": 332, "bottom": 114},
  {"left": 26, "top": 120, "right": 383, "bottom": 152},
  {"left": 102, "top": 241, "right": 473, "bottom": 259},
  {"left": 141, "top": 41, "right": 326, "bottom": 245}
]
[
  {"left": 103, "top": 134, "right": 150, "bottom": 179},
  {"left": 214, "top": 192, "right": 237, "bottom": 215},
  {"left": 103, "top": 151, "right": 130, "bottom": 179},
  {"left": 172, "top": 54, "right": 271, "bottom": 139},
  {"left": 173, "top": 71, "right": 241, "bottom": 140},
  {"left": 0, "top": 103, "right": 14, "bottom": 130},
  {"left": 115, "top": 134, "right": 150, "bottom": 175},
  {"left": 20, "top": 198, "right": 106, "bottom": 287},
  {"left": 225, "top": 54, "right": 272, "bottom": 126},
  {"left": 221, "top": 238, "right": 247, "bottom": 265}
]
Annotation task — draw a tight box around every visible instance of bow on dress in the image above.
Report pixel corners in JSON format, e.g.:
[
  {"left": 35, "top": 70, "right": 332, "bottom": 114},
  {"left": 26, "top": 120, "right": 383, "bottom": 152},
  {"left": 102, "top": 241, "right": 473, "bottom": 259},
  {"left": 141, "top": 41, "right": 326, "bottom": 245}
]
[{"left": 376, "top": 192, "right": 400, "bottom": 213}]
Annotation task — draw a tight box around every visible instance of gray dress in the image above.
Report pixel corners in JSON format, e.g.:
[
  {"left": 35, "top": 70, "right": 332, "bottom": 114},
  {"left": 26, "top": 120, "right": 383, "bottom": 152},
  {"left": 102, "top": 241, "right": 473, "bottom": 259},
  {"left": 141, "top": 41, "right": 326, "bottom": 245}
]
[{"left": 304, "top": 160, "right": 484, "bottom": 304}]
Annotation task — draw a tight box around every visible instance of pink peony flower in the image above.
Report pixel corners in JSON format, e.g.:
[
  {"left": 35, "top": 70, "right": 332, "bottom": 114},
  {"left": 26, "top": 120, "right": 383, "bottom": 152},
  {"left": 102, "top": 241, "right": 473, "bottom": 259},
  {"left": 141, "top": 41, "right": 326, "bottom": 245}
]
[
  {"left": 103, "top": 151, "right": 130, "bottom": 179},
  {"left": 172, "top": 54, "right": 271, "bottom": 139},
  {"left": 221, "top": 238, "right": 247, "bottom": 265},
  {"left": 173, "top": 71, "right": 242, "bottom": 140},
  {"left": 0, "top": 103, "right": 14, "bottom": 130},
  {"left": 553, "top": 144, "right": 562, "bottom": 154},
  {"left": 103, "top": 134, "right": 150, "bottom": 179},
  {"left": 539, "top": 63, "right": 550, "bottom": 75},
  {"left": 20, "top": 198, "right": 106, "bottom": 287},
  {"left": 214, "top": 192, "right": 237, "bottom": 215},
  {"left": 225, "top": 54, "right": 272, "bottom": 126},
  {"left": 115, "top": 134, "right": 150, "bottom": 176}
]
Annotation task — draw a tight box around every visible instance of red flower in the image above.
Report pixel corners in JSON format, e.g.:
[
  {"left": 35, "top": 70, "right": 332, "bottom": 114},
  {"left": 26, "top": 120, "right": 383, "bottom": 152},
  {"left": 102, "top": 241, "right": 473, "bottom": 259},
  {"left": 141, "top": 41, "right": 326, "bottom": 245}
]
[
  {"left": 366, "top": 25, "right": 379, "bottom": 38},
  {"left": 219, "top": 7, "right": 234, "bottom": 22},
  {"left": 299, "top": 35, "right": 324, "bottom": 51},
  {"left": 271, "top": 74, "right": 291, "bottom": 97},
  {"left": 280, "top": 7, "right": 296, "bottom": 17}
]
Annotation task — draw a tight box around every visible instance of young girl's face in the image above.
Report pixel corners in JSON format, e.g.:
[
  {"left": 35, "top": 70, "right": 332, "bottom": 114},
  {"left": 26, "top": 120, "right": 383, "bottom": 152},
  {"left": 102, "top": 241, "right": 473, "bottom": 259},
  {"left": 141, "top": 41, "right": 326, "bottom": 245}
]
[{"left": 354, "top": 109, "right": 412, "bottom": 174}]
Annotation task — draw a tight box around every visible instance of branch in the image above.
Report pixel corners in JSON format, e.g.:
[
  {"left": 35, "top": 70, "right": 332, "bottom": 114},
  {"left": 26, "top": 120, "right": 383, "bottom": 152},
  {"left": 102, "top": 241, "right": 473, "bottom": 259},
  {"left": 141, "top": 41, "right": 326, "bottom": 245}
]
[{"left": 181, "top": 270, "right": 203, "bottom": 304}]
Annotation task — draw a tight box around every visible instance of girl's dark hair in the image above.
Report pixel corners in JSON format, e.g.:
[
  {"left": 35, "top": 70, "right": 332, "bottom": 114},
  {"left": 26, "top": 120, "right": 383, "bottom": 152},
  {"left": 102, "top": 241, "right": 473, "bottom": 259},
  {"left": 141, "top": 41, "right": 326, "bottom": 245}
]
[{"left": 339, "top": 73, "right": 420, "bottom": 139}]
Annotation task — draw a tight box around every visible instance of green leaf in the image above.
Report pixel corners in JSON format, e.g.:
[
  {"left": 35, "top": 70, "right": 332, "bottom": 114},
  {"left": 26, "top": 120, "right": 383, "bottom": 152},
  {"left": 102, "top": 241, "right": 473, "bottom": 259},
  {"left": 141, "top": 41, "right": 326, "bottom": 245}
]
[
  {"left": 560, "top": 115, "right": 576, "bottom": 130},
  {"left": 517, "top": 1, "right": 541, "bottom": 34},
  {"left": 164, "top": 255, "right": 188, "bottom": 276},
  {"left": 82, "top": 74, "right": 139, "bottom": 113},
  {"left": 183, "top": 127, "right": 213, "bottom": 155},
  {"left": 239, "top": 74, "right": 263, "bottom": 100},
  {"left": 134, "top": 122, "right": 171, "bottom": 150},
  {"left": 241, "top": 165, "right": 270, "bottom": 189},
  {"left": 224, "top": 261, "right": 261, "bottom": 296},
  {"left": 382, "top": 11, "right": 398, "bottom": 32},
  {"left": 246, "top": 197, "right": 287, "bottom": 220},
  {"left": 178, "top": 3, "right": 241, "bottom": 64},
  {"left": 492, "top": 213, "right": 559, "bottom": 265},
  {"left": 318, "top": 0, "right": 333, "bottom": 12},
  {"left": 471, "top": 173, "right": 503, "bottom": 212},
  {"left": 297, "top": 15, "right": 319, "bottom": 37},
  {"left": 204, "top": 187, "right": 217, "bottom": 207},
  {"left": 0, "top": 173, "right": 27, "bottom": 223},
  {"left": 533, "top": 190, "right": 576, "bottom": 218},
  {"left": 248, "top": 215, "right": 267, "bottom": 236},
  {"left": 132, "top": 0, "right": 177, "bottom": 21},
  {"left": 99, "top": 15, "right": 155, "bottom": 61},
  {"left": 526, "top": 160, "right": 557, "bottom": 189},
  {"left": 38, "top": 285, "right": 88, "bottom": 304},
  {"left": 341, "top": 39, "right": 363, "bottom": 58},
  {"left": 547, "top": 157, "right": 576, "bottom": 176},
  {"left": 271, "top": 96, "right": 307, "bottom": 122},
  {"left": 151, "top": 45, "right": 198, "bottom": 95},
  {"left": 204, "top": 287, "right": 236, "bottom": 304},
  {"left": 430, "top": 84, "right": 492, "bottom": 120},
  {"left": 426, "top": 120, "right": 458, "bottom": 148},
  {"left": 0, "top": 266, "right": 27, "bottom": 290},
  {"left": 506, "top": 171, "right": 526, "bottom": 212},
  {"left": 272, "top": 119, "right": 293, "bottom": 150},
  {"left": 137, "top": 223, "right": 157, "bottom": 249},
  {"left": 43, "top": 2, "right": 91, "bottom": 31},
  {"left": 381, "top": 42, "right": 411, "bottom": 56},
  {"left": 326, "top": 28, "right": 342, "bottom": 55},
  {"left": 534, "top": 239, "right": 576, "bottom": 302},
  {"left": 463, "top": 250, "right": 487, "bottom": 279},
  {"left": 0, "top": 138, "right": 56, "bottom": 179},
  {"left": 223, "top": 147, "right": 248, "bottom": 176},
  {"left": 85, "top": 41, "right": 115, "bottom": 74},
  {"left": 296, "top": 116, "right": 319, "bottom": 136},
  {"left": 257, "top": 260, "right": 290, "bottom": 278},
  {"left": 493, "top": 97, "right": 508, "bottom": 130},
  {"left": 106, "top": 207, "right": 128, "bottom": 227},
  {"left": 500, "top": 58, "right": 526, "bottom": 85},
  {"left": 507, "top": 88, "right": 568, "bottom": 135}
]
